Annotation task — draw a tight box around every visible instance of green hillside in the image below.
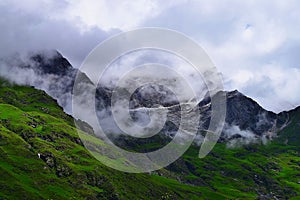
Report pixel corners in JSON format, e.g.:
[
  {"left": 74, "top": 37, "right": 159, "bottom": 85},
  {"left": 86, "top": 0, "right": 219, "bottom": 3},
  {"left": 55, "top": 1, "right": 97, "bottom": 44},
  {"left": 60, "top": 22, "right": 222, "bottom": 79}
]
[{"left": 0, "top": 79, "right": 300, "bottom": 199}]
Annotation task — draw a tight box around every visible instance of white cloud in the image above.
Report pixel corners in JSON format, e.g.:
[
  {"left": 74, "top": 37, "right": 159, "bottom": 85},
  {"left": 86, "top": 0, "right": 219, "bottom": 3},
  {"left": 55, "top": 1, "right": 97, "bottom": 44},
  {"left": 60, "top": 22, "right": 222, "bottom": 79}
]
[
  {"left": 141, "top": 0, "right": 300, "bottom": 112},
  {"left": 227, "top": 64, "right": 300, "bottom": 112},
  {"left": 63, "top": 0, "right": 185, "bottom": 31}
]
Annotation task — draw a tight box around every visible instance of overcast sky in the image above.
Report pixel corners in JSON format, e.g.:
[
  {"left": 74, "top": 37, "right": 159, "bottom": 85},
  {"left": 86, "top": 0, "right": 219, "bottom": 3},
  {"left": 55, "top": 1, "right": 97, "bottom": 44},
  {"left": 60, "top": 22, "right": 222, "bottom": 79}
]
[{"left": 1, "top": 0, "right": 300, "bottom": 113}]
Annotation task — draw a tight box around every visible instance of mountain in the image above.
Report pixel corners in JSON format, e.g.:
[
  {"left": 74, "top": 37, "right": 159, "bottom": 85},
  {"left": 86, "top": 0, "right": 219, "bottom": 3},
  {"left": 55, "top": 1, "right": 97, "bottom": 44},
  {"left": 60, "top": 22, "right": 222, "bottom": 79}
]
[
  {"left": 3, "top": 51, "right": 282, "bottom": 143},
  {"left": 1, "top": 51, "right": 300, "bottom": 199}
]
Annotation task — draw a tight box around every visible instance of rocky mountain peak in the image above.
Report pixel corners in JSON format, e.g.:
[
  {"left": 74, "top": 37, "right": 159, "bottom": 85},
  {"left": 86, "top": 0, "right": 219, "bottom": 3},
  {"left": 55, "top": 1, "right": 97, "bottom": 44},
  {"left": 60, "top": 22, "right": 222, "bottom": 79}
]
[
  {"left": 227, "top": 89, "right": 243, "bottom": 98},
  {"left": 29, "top": 50, "right": 72, "bottom": 76}
]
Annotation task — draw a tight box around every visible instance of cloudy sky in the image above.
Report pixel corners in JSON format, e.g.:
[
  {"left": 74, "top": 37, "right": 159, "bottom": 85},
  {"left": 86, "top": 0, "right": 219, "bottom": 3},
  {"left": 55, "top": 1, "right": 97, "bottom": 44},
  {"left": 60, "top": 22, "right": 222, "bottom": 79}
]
[{"left": 1, "top": 0, "right": 300, "bottom": 113}]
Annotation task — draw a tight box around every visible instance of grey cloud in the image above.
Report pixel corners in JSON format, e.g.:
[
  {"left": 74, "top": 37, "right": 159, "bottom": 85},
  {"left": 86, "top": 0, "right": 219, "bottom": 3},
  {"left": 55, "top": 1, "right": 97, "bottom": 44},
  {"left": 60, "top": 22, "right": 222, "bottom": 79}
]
[{"left": 0, "top": 1, "right": 119, "bottom": 68}]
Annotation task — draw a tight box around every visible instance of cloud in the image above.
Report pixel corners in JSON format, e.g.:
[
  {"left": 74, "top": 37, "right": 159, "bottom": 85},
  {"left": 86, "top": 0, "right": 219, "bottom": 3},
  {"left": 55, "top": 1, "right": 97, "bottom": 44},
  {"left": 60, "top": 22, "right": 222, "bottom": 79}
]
[
  {"left": 63, "top": 0, "right": 185, "bottom": 31},
  {"left": 0, "top": 0, "right": 118, "bottom": 67},
  {"left": 222, "top": 123, "right": 259, "bottom": 148},
  {"left": 98, "top": 49, "right": 208, "bottom": 102},
  {"left": 141, "top": 0, "right": 300, "bottom": 112}
]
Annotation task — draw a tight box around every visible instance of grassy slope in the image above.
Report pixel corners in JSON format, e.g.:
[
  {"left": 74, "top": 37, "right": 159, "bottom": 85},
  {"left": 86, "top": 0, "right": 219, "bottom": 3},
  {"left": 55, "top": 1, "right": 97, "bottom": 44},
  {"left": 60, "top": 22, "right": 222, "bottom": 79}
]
[
  {"left": 0, "top": 81, "right": 217, "bottom": 199},
  {"left": 158, "top": 109, "right": 300, "bottom": 199},
  {"left": 0, "top": 79, "right": 300, "bottom": 199}
]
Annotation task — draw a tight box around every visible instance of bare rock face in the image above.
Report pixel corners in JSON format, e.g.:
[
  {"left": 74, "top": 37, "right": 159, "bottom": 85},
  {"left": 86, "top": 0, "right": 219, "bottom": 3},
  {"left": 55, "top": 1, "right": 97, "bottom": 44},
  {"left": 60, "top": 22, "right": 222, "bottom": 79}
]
[
  {"left": 29, "top": 51, "right": 73, "bottom": 76},
  {"left": 224, "top": 90, "right": 277, "bottom": 135},
  {"left": 198, "top": 90, "right": 277, "bottom": 136}
]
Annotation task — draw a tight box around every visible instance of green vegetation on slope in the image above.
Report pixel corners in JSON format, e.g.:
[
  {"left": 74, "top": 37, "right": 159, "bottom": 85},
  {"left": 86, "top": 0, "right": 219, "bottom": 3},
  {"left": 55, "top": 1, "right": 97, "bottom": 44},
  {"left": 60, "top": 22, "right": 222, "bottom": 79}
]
[
  {"left": 0, "top": 80, "right": 210, "bottom": 199},
  {"left": 0, "top": 78, "right": 300, "bottom": 199}
]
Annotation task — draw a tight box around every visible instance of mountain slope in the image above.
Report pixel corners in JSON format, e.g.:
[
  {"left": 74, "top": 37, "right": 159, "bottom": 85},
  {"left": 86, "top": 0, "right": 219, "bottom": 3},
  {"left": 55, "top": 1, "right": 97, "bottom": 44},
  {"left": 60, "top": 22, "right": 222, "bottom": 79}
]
[
  {"left": 0, "top": 79, "right": 210, "bottom": 199},
  {"left": 1, "top": 77, "right": 300, "bottom": 199}
]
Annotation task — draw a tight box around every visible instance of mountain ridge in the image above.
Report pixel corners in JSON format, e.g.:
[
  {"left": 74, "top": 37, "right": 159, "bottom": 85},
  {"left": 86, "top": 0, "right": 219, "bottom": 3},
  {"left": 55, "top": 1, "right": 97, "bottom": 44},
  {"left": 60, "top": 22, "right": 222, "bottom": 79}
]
[{"left": 0, "top": 50, "right": 297, "bottom": 146}]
